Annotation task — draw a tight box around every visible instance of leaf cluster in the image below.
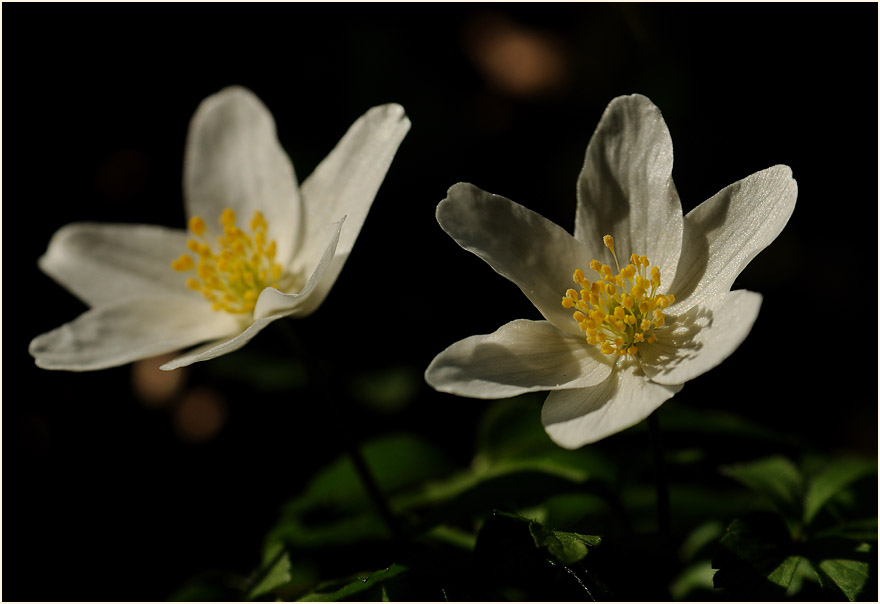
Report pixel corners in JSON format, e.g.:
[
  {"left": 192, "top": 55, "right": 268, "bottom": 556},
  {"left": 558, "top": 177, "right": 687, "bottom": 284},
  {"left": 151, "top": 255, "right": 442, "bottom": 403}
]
[{"left": 170, "top": 390, "right": 877, "bottom": 602}]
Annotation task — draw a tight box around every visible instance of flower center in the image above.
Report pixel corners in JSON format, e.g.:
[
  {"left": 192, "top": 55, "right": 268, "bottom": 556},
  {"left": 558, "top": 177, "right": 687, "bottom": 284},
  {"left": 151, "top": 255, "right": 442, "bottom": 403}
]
[
  {"left": 172, "top": 208, "right": 283, "bottom": 314},
  {"left": 561, "top": 234, "right": 674, "bottom": 357}
]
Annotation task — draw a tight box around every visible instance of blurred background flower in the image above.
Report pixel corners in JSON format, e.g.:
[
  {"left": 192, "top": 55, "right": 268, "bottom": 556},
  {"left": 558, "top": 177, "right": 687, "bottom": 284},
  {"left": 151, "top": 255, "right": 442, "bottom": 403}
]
[{"left": 6, "top": 3, "right": 876, "bottom": 601}]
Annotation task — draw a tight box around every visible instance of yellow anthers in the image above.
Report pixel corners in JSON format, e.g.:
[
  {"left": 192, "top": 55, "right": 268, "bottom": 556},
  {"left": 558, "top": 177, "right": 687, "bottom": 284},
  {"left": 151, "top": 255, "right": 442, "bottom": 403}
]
[
  {"left": 250, "top": 210, "right": 267, "bottom": 232},
  {"left": 563, "top": 233, "right": 674, "bottom": 357},
  {"left": 172, "top": 207, "right": 284, "bottom": 315},
  {"left": 188, "top": 216, "right": 206, "bottom": 237},
  {"left": 603, "top": 234, "right": 615, "bottom": 251},
  {"left": 171, "top": 254, "right": 194, "bottom": 272},
  {"left": 219, "top": 208, "right": 236, "bottom": 226}
]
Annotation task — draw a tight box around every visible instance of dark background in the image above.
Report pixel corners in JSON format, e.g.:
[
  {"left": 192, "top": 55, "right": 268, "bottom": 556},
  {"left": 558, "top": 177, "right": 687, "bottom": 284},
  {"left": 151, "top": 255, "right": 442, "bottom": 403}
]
[{"left": 5, "top": 4, "right": 877, "bottom": 601}]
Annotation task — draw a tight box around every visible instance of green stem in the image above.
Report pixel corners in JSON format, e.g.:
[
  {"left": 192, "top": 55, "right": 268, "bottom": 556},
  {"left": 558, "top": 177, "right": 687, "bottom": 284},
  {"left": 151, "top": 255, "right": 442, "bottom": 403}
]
[
  {"left": 345, "top": 439, "right": 406, "bottom": 542},
  {"left": 277, "top": 321, "right": 404, "bottom": 542}
]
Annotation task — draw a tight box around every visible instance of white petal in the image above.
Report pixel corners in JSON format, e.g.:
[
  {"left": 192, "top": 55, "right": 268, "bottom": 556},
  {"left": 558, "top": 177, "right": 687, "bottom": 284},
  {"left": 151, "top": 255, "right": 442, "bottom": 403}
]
[
  {"left": 640, "top": 290, "right": 762, "bottom": 386},
  {"left": 575, "top": 94, "right": 683, "bottom": 285},
  {"left": 669, "top": 165, "right": 797, "bottom": 313},
  {"left": 38, "top": 222, "right": 194, "bottom": 308},
  {"left": 184, "top": 86, "right": 301, "bottom": 265},
  {"left": 436, "top": 183, "right": 591, "bottom": 335},
  {"left": 425, "top": 319, "right": 613, "bottom": 399},
  {"left": 252, "top": 218, "right": 344, "bottom": 319},
  {"left": 160, "top": 315, "right": 281, "bottom": 371},
  {"left": 29, "top": 295, "right": 240, "bottom": 371},
  {"left": 541, "top": 364, "right": 682, "bottom": 449},
  {"left": 295, "top": 103, "right": 410, "bottom": 306}
]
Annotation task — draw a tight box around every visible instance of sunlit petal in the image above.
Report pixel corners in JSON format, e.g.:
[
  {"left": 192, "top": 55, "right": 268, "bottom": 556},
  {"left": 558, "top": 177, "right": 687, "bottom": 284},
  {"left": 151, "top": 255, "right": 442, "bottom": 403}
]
[{"left": 425, "top": 319, "right": 612, "bottom": 399}]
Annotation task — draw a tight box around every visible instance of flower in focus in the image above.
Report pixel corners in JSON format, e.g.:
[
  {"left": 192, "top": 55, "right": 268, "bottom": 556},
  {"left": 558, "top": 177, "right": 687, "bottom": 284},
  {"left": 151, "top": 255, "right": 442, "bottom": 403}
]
[
  {"left": 30, "top": 86, "right": 410, "bottom": 371},
  {"left": 425, "top": 94, "right": 797, "bottom": 448}
]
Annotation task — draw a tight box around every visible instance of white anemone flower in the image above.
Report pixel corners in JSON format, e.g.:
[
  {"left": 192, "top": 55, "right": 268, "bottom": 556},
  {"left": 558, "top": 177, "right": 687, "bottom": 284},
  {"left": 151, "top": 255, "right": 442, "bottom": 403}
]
[
  {"left": 425, "top": 94, "right": 797, "bottom": 448},
  {"left": 30, "top": 86, "right": 410, "bottom": 371}
]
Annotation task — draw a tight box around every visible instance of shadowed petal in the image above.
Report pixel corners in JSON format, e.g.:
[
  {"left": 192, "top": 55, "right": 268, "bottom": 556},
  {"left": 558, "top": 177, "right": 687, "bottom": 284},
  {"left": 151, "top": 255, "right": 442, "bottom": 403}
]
[
  {"left": 295, "top": 103, "right": 411, "bottom": 308},
  {"left": 252, "top": 218, "right": 343, "bottom": 320},
  {"left": 575, "top": 94, "right": 683, "bottom": 284},
  {"left": 437, "top": 183, "right": 591, "bottom": 335},
  {"left": 425, "top": 319, "right": 612, "bottom": 399},
  {"left": 641, "top": 290, "right": 762, "bottom": 386},
  {"left": 541, "top": 364, "right": 682, "bottom": 449},
  {"left": 38, "top": 222, "right": 193, "bottom": 308},
  {"left": 30, "top": 295, "right": 240, "bottom": 371},
  {"left": 160, "top": 315, "right": 282, "bottom": 371},
  {"left": 184, "top": 86, "right": 301, "bottom": 265},
  {"left": 669, "top": 165, "right": 797, "bottom": 313}
]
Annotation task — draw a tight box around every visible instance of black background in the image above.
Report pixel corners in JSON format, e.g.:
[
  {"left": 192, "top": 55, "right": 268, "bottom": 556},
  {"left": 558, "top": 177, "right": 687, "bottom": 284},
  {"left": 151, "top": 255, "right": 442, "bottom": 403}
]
[{"left": 4, "top": 4, "right": 877, "bottom": 601}]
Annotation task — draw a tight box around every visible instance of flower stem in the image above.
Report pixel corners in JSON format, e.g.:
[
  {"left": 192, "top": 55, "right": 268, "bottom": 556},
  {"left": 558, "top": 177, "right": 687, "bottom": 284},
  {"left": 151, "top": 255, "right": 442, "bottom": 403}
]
[
  {"left": 647, "top": 410, "right": 670, "bottom": 541},
  {"left": 276, "top": 321, "right": 404, "bottom": 542},
  {"left": 344, "top": 439, "right": 406, "bottom": 542}
]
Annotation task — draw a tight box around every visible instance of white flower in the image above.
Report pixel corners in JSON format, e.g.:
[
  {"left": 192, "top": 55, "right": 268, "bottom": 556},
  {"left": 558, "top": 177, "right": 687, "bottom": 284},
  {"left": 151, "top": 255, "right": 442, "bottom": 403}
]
[
  {"left": 425, "top": 94, "right": 797, "bottom": 448},
  {"left": 30, "top": 86, "right": 410, "bottom": 371}
]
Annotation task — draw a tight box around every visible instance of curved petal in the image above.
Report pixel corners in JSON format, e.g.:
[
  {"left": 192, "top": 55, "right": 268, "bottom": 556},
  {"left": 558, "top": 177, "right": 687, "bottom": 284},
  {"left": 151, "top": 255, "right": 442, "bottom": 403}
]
[
  {"left": 425, "top": 319, "right": 613, "bottom": 399},
  {"left": 29, "top": 295, "right": 240, "bottom": 371},
  {"left": 575, "top": 94, "right": 683, "bottom": 286},
  {"left": 640, "top": 290, "right": 762, "bottom": 386},
  {"left": 669, "top": 165, "right": 797, "bottom": 313},
  {"left": 160, "top": 314, "right": 283, "bottom": 371},
  {"left": 541, "top": 364, "right": 682, "bottom": 449},
  {"left": 252, "top": 218, "right": 344, "bottom": 319},
  {"left": 38, "top": 222, "right": 195, "bottom": 307},
  {"left": 184, "top": 86, "right": 301, "bottom": 265},
  {"left": 436, "top": 183, "right": 591, "bottom": 335},
  {"left": 294, "top": 103, "right": 409, "bottom": 302}
]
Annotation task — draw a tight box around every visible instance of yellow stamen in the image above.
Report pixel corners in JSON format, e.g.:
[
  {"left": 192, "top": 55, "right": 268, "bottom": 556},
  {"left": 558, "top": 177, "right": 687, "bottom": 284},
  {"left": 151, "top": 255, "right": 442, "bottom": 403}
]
[
  {"left": 562, "top": 233, "right": 674, "bottom": 358},
  {"left": 172, "top": 208, "right": 284, "bottom": 314}
]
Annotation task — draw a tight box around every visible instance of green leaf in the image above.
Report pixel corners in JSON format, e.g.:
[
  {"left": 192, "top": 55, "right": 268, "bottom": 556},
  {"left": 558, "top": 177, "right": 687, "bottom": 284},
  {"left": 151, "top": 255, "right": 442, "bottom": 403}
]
[
  {"left": 269, "top": 507, "right": 390, "bottom": 549},
  {"left": 816, "top": 554, "right": 872, "bottom": 602},
  {"left": 473, "top": 398, "right": 616, "bottom": 483},
  {"left": 670, "top": 560, "right": 716, "bottom": 601},
  {"left": 712, "top": 513, "right": 801, "bottom": 598},
  {"left": 527, "top": 521, "right": 602, "bottom": 566},
  {"left": 281, "top": 433, "right": 453, "bottom": 516},
  {"left": 296, "top": 564, "right": 407, "bottom": 602},
  {"left": 269, "top": 434, "right": 455, "bottom": 548},
  {"left": 814, "top": 518, "right": 879, "bottom": 542},
  {"left": 474, "top": 510, "right": 610, "bottom": 600},
  {"left": 406, "top": 461, "right": 606, "bottom": 532},
  {"left": 721, "top": 456, "right": 804, "bottom": 521},
  {"left": 804, "top": 457, "right": 878, "bottom": 524},
  {"left": 247, "top": 544, "right": 294, "bottom": 600},
  {"left": 808, "top": 539, "right": 875, "bottom": 601}
]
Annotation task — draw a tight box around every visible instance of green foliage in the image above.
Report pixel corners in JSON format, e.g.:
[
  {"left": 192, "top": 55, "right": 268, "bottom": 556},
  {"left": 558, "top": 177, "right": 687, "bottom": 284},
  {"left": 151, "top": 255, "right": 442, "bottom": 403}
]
[
  {"left": 713, "top": 455, "right": 878, "bottom": 601},
  {"left": 171, "top": 392, "right": 876, "bottom": 601},
  {"left": 295, "top": 564, "right": 408, "bottom": 602}
]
